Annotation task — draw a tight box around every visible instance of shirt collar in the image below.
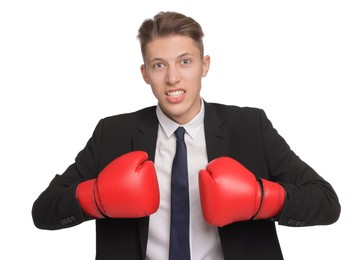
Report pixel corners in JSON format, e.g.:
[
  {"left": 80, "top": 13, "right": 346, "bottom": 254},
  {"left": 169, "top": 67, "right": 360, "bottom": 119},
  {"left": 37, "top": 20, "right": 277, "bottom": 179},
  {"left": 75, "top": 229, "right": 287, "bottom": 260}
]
[{"left": 156, "top": 99, "right": 205, "bottom": 140}]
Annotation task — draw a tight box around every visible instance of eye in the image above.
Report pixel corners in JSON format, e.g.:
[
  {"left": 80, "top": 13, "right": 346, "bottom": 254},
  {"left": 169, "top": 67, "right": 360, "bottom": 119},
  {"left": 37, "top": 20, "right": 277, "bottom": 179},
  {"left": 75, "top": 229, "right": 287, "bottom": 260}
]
[
  {"left": 154, "top": 63, "right": 165, "bottom": 69},
  {"left": 181, "top": 59, "right": 191, "bottom": 65}
]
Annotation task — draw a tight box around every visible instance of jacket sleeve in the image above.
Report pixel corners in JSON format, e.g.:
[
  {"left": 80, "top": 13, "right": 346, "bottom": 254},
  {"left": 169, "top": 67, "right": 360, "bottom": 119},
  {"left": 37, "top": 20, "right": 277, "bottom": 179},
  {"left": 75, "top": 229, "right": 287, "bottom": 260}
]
[
  {"left": 32, "top": 119, "right": 104, "bottom": 230},
  {"left": 259, "top": 109, "right": 341, "bottom": 227}
]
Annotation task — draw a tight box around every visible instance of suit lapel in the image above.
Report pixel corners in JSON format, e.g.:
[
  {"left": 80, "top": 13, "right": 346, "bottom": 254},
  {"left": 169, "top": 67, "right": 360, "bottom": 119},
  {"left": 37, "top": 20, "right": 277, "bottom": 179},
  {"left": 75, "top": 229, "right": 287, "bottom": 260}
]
[
  {"left": 204, "top": 102, "right": 229, "bottom": 161},
  {"left": 132, "top": 107, "right": 159, "bottom": 161},
  {"left": 132, "top": 107, "right": 159, "bottom": 259}
]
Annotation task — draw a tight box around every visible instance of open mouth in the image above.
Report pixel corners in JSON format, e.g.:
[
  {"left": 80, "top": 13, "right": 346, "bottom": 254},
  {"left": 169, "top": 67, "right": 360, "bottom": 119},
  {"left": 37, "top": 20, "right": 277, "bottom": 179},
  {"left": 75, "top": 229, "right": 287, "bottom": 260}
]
[{"left": 167, "top": 90, "right": 185, "bottom": 98}]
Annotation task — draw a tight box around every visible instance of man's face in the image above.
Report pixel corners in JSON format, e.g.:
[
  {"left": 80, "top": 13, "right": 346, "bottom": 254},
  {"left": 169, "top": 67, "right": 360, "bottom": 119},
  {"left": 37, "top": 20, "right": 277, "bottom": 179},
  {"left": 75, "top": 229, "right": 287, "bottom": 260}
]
[{"left": 141, "top": 35, "right": 210, "bottom": 125}]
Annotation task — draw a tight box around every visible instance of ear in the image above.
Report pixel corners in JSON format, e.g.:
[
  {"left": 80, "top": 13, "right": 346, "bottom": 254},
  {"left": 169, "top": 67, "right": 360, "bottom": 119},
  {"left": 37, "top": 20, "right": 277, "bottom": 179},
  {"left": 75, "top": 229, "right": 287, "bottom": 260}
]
[
  {"left": 140, "top": 64, "right": 150, "bottom": 84},
  {"left": 202, "top": 55, "right": 211, "bottom": 77}
]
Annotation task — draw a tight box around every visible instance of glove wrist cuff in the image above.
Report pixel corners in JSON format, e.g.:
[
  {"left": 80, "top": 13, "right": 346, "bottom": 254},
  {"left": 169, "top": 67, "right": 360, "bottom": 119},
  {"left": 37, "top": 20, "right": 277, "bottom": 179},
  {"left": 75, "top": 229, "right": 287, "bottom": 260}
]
[
  {"left": 253, "top": 178, "right": 285, "bottom": 220},
  {"left": 76, "top": 179, "right": 105, "bottom": 219}
]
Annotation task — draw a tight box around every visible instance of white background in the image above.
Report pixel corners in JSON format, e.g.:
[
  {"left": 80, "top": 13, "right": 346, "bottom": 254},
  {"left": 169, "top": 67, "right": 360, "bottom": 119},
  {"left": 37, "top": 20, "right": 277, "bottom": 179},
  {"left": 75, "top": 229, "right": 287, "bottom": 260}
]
[{"left": 1, "top": 0, "right": 360, "bottom": 259}]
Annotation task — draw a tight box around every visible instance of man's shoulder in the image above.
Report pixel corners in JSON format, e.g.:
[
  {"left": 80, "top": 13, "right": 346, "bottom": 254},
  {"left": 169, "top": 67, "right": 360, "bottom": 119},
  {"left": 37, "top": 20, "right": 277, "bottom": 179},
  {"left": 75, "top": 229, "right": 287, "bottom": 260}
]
[
  {"left": 98, "top": 106, "right": 157, "bottom": 129},
  {"left": 206, "top": 102, "right": 263, "bottom": 117},
  {"left": 104, "top": 106, "right": 157, "bottom": 121}
]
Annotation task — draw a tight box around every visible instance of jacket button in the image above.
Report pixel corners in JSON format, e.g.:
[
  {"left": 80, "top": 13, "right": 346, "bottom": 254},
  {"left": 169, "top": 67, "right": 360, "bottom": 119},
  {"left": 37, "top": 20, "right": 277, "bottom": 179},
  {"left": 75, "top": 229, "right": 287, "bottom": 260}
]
[{"left": 60, "top": 216, "right": 76, "bottom": 225}]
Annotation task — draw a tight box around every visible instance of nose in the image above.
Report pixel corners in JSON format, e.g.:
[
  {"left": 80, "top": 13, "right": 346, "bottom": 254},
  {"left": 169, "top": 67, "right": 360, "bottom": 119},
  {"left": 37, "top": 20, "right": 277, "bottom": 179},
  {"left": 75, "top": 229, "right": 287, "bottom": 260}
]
[{"left": 165, "top": 65, "right": 181, "bottom": 85}]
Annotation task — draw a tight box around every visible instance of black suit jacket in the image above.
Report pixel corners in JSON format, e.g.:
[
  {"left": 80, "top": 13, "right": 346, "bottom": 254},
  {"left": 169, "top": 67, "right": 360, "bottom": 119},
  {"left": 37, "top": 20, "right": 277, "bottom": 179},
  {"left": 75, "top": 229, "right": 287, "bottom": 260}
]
[{"left": 32, "top": 102, "right": 340, "bottom": 260}]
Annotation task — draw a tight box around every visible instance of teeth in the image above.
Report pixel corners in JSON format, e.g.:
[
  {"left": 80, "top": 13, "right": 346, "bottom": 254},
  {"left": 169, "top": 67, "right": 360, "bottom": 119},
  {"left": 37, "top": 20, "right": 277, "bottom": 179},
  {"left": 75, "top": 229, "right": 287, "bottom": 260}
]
[{"left": 167, "top": 90, "right": 184, "bottom": 97}]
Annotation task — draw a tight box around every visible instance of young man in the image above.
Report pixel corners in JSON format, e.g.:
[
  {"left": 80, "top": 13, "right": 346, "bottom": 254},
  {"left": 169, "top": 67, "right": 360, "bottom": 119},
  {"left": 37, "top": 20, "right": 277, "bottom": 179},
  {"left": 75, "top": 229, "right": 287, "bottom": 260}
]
[{"left": 32, "top": 11, "right": 341, "bottom": 260}]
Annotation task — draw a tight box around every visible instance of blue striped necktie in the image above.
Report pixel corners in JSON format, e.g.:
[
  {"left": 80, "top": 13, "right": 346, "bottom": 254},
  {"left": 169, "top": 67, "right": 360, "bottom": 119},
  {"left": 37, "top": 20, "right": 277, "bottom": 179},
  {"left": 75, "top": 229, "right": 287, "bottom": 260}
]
[{"left": 169, "top": 127, "right": 191, "bottom": 260}]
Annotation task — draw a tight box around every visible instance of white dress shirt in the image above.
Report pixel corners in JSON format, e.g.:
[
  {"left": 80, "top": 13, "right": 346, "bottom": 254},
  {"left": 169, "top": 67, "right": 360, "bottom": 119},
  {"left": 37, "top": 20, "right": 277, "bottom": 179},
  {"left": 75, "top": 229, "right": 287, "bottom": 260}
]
[{"left": 146, "top": 99, "right": 224, "bottom": 260}]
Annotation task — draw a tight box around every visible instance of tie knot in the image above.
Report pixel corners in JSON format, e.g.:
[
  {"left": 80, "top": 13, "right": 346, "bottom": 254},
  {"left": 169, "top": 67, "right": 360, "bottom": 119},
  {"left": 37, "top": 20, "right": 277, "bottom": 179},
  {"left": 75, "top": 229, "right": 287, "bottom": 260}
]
[{"left": 174, "top": 127, "right": 185, "bottom": 141}]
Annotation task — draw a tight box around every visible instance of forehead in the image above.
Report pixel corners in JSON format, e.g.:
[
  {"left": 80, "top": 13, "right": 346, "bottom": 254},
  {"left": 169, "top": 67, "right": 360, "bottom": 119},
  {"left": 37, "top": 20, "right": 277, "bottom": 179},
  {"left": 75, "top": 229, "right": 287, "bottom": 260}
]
[{"left": 144, "top": 35, "right": 201, "bottom": 61}]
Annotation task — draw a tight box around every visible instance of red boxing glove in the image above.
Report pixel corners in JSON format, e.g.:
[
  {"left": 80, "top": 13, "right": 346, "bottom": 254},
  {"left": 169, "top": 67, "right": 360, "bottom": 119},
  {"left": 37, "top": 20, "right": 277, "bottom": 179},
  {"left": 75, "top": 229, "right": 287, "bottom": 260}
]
[
  {"left": 76, "top": 151, "right": 160, "bottom": 219},
  {"left": 199, "top": 157, "right": 285, "bottom": 227}
]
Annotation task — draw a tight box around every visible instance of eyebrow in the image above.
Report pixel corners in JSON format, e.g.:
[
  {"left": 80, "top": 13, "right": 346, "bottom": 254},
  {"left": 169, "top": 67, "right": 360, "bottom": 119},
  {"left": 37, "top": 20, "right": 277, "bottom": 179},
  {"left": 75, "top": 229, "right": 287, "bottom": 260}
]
[
  {"left": 178, "top": 52, "right": 195, "bottom": 58},
  {"left": 149, "top": 52, "right": 196, "bottom": 63}
]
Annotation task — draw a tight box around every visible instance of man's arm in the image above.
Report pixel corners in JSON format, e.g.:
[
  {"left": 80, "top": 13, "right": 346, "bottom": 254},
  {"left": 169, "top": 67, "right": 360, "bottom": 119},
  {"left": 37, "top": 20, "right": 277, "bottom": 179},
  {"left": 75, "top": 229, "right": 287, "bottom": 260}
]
[
  {"left": 259, "top": 109, "right": 341, "bottom": 226},
  {"left": 198, "top": 108, "right": 340, "bottom": 227},
  {"left": 32, "top": 120, "right": 104, "bottom": 230}
]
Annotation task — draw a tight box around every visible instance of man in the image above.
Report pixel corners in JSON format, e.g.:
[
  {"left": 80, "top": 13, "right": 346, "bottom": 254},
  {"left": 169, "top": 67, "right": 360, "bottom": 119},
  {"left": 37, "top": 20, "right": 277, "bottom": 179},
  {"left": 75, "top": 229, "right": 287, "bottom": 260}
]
[{"left": 32, "top": 11, "right": 341, "bottom": 260}]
